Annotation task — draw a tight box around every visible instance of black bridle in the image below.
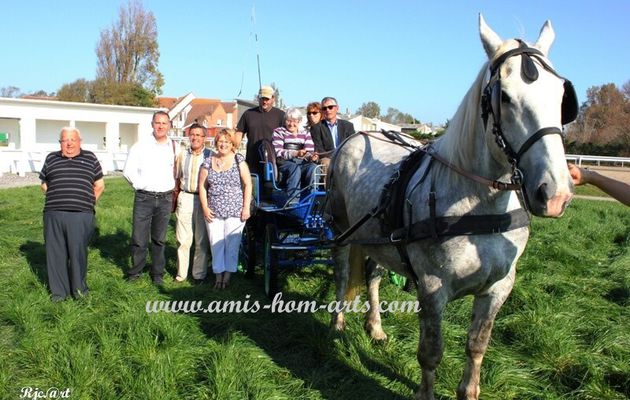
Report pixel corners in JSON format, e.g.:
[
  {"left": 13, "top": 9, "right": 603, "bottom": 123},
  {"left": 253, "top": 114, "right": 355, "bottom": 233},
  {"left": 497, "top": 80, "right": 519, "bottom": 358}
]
[{"left": 481, "top": 40, "right": 578, "bottom": 188}]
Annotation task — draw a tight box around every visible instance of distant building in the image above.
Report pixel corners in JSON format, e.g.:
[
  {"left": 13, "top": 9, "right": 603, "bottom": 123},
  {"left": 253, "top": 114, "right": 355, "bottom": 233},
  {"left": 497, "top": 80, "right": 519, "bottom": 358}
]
[
  {"left": 157, "top": 94, "right": 238, "bottom": 138},
  {"left": 0, "top": 96, "right": 161, "bottom": 176},
  {"left": 348, "top": 115, "right": 402, "bottom": 133}
]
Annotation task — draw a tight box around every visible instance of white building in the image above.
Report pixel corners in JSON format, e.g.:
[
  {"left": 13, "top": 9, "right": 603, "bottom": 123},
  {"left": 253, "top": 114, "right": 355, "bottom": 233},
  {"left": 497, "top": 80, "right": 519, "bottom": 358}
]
[
  {"left": 348, "top": 115, "right": 402, "bottom": 133},
  {"left": 0, "top": 97, "right": 162, "bottom": 176}
]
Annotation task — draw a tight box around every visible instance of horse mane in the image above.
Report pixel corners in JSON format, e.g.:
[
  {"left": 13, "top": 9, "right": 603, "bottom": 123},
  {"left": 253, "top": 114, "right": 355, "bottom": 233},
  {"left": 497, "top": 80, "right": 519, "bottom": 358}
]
[{"left": 436, "top": 63, "right": 489, "bottom": 168}]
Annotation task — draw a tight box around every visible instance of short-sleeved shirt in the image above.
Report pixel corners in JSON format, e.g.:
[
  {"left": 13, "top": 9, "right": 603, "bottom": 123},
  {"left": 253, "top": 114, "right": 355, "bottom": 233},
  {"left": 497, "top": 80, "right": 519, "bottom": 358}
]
[
  {"left": 201, "top": 153, "right": 245, "bottom": 219},
  {"left": 39, "top": 150, "right": 103, "bottom": 213},
  {"left": 236, "top": 106, "right": 285, "bottom": 167}
]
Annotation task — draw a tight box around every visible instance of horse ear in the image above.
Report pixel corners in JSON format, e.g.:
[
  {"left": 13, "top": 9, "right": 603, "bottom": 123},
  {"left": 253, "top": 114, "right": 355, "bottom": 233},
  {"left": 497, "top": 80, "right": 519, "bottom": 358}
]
[
  {"left": 534, "top": 20, "right": 555, "bottom": 55},
  {"left": 479, "top": 14, "right": 503, "bottom": 58}
]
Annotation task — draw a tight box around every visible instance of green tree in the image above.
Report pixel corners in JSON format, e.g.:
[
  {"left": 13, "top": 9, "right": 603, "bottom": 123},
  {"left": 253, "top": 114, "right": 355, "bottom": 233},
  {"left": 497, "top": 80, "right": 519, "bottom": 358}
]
[
  {"left": 57, "top": 79, "right": 91, "bottom": 102},
  {"left": 1, "top": 86, "right": 21, "bottom": 98},
  {"left": 96, "top": 0, "right": 163, "bottom": 96},
  {"left": 356, "top": 101, "right": 381, "bottom": 118}
]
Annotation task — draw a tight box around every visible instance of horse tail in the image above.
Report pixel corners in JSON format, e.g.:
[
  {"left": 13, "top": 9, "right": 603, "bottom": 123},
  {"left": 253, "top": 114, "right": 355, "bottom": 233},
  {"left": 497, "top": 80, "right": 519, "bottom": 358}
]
[{"left": 345, "top": 245, "right": 366, "bottom": 300}]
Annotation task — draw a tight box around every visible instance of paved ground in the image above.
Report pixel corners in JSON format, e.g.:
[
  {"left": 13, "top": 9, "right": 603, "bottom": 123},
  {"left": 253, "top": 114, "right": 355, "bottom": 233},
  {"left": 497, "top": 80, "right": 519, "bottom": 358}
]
[{"left": 0, "top": 171, "right": 124, "bottom": 189}]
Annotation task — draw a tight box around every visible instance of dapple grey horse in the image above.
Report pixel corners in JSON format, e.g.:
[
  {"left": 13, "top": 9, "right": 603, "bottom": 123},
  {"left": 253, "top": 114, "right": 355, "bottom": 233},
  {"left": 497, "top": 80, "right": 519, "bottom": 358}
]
[{"left": 327, "top": 15, "right": 576, "bottom": 400}]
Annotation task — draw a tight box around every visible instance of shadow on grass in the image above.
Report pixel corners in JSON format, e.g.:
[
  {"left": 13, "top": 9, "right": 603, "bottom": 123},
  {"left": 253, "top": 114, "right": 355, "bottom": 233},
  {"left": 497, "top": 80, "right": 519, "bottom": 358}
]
[
  {"left": 19, "top": 240, "right": 48, "bottom": 287},
  {"left": 95, "top": 227, "right": 178, "bottom": 278},
  {"left": 161, "top": 277, "right": 421, "bottom": 400}
]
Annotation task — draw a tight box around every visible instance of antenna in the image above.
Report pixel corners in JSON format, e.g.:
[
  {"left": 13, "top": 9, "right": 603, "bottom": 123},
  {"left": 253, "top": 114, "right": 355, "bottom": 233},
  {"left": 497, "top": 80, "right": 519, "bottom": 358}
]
[{"left": 251, "top": 4, "right": 262, "bottom": 90}]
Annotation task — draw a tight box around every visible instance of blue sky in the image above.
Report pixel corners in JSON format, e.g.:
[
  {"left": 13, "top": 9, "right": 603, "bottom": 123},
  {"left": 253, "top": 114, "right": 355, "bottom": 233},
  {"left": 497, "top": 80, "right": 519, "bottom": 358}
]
[{"left": 1, "top": 1, "right": 628, "bottom": 124}]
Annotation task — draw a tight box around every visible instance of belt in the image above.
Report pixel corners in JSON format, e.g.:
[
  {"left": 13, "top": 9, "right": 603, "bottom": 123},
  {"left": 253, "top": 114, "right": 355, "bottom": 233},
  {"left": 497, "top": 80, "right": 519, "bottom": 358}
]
[
  {"left": 182, "top": 190, "right": 197, "bottom": 194},
  {"left": 137, "top": 189, "right": 173, "bottom": 197}
]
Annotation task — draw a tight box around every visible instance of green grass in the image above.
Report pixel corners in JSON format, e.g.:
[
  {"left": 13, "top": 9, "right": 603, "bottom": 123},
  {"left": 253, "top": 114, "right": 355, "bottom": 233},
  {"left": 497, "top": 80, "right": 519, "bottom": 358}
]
[{"left": 0, "top": 177, "right": 628, "bottom": 400}]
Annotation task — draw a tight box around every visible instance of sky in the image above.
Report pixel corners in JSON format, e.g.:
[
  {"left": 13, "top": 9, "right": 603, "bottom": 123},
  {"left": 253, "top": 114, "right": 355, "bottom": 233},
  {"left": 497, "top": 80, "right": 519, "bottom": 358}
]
[{"left": 1, "top": 0, "right": 629, "bottom": 125}]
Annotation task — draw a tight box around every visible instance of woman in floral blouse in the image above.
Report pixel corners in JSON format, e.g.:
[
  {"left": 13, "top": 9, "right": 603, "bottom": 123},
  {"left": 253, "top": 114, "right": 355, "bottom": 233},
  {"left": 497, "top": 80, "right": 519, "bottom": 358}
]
[{"left": 199, "top": 129, "right": 252, "bottom": 289}]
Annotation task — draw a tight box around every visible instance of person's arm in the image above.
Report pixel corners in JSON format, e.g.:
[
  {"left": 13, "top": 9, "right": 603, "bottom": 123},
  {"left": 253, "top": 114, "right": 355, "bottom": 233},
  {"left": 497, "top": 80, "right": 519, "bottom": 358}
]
[
  {"left": 568, "top": 163, "right": 630, "bottom": 206},
  {"left": 238, "top": 159, "right": 253, "bottom": 222},
  {"left": 198, "top": 165, "right": 214, "bottom": 222},
  {"left": 93, "top": 178, "right": 105, "bottom": 202},
  {"left": 40, "top": 182, "right": 47, "bottom": 193},
  {"left": 122, "top": 144, "right": 139, "bottom": 188}
]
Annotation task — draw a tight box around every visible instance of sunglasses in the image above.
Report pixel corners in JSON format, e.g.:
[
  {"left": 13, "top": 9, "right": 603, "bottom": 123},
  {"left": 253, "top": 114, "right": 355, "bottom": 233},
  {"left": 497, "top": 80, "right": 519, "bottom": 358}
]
[
  {"left": 322, "top": 105, "right": 337, "bottom": 110},
  {"left": 307, "top": 111, "right": 320, "bottom": 115}
]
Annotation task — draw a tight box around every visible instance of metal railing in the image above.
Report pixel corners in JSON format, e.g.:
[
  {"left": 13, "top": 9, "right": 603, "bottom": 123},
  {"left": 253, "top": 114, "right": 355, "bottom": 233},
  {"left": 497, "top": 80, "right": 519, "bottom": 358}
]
[{"left": 565, "top": 154, "right": 630, "bottom": 168}]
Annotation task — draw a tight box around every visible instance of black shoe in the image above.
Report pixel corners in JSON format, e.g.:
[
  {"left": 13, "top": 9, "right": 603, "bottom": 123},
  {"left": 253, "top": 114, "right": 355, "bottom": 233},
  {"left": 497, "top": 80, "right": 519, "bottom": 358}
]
[
  {"left": 152, "top": 276, "right": 164, "bottom": 286},
  {"left": 125, "top": 274, "right": 141, "bottom": 282},
  {"left": 192, "top": 278, "right": 205, "bottom": 286},
  {"left": 51, "top": 295, "right": 66, "bottom": 303}
]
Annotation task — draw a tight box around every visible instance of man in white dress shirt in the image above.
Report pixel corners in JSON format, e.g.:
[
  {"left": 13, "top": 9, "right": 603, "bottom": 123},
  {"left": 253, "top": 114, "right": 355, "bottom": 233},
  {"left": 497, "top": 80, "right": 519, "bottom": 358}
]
[{"left": 123, "top": 111, "right": 176, "bottom": 285}]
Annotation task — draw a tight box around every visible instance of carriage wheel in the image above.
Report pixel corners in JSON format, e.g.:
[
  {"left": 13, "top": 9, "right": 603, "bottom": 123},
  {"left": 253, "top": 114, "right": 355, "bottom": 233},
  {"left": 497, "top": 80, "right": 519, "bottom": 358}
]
[
  {"left": 263, "top": 224, "right": 279, "bottom": 299},
  {"left": 241, "top": 221, "right": 257, "bottom": 278}
]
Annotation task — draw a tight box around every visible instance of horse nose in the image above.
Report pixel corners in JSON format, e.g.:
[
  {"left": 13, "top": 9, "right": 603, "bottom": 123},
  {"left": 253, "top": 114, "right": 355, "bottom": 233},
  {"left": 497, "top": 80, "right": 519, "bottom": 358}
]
[{"left": 536, "top": 182, "right": 572, "bottom": 217}]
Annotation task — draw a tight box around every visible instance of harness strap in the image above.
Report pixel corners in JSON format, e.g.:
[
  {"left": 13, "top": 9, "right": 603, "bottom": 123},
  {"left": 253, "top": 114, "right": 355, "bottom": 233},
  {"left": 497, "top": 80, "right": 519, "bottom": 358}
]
[
  {"left": 427, "top": 147, "right": 521, "bottom": 191},
  {"left": 343, "top": 208, "right": 530, "bottom": 246}
]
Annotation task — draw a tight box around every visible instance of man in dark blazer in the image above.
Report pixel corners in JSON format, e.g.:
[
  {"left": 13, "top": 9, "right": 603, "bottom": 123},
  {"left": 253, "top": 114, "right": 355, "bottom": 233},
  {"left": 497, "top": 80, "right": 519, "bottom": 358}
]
[{"left": 311, "top": 96, "right": 356, "bottom": 168}]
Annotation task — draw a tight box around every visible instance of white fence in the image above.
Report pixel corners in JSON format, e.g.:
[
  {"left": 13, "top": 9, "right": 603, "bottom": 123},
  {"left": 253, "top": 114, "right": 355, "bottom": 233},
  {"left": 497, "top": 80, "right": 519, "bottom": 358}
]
[{"left": 565, "top": 154, "right": 630, "bottom": 168}]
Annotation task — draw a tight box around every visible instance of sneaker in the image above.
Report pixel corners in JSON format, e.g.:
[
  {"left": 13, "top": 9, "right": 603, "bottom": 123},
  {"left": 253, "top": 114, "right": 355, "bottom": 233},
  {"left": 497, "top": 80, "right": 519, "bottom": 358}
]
[{"left": 152, "top": 276, "right": 164, "bottom": 286}]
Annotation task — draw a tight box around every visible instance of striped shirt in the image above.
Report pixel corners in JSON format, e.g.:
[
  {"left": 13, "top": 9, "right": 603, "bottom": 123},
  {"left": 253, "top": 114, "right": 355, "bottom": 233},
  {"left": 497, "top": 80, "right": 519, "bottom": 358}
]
[
  {"left": 175, "top": 147, "right": 212, "bottom": 193},
  {"left": 39, "top": 150, "right": 103, "bottom": 213},
  {"left": 272, "top": 127, "right": 315, "bottom": 160}
]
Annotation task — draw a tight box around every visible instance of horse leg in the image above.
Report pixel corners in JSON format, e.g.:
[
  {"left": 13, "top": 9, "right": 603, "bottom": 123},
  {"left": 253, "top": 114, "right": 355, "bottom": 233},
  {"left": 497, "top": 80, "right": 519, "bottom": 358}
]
[
  {"left": 456, "top": 270, "right": 515, "bottom": 400},
  {"left": 415, "top": 289, "right": 447, "bottom": 400},
  {"left": 331, "top": 245, "right": 351, "bottom": 331},
  {"left": 364, "top": 259, "right": 387, "bottom": 341}
]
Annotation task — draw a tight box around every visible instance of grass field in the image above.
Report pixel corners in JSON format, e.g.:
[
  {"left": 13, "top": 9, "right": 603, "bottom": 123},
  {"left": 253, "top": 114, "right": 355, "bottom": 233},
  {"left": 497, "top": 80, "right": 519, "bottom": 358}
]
[{"left": 0, "top": 177, "right": 628, "bottom": 400}]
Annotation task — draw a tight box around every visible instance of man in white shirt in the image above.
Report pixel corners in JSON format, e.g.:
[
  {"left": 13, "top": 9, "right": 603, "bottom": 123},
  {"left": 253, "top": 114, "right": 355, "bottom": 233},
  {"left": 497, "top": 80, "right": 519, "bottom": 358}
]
[{"left": 123, "top": 111, "right": 176, "bottom": 285}]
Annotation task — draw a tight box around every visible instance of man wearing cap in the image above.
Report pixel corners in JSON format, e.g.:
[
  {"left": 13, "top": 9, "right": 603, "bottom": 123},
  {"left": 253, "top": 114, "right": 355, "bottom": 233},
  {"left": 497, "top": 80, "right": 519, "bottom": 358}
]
[
  {"left": 310, "top": 96, "right": 356, "bottom": 169},
  {"left": 235, "top": 85, "right": 285, "bottom": 177}
]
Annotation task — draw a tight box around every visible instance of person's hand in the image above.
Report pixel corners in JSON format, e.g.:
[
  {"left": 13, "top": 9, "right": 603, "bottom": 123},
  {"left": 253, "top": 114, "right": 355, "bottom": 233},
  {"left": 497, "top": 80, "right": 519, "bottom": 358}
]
[
  {"left": 203, "top": 208, "right": 215, "bottom": 222},
  {"left": 240, "top": 208, "right": 250, "bottom": 222},
  {"left": 568, "top": 163, "right": 587, "bottom": 186},
  {"left": 310, "top": 153, "right": 319, "bottom": 162},
  {"left": 296, "top": 149, "right": 307, "bottom": 158}
]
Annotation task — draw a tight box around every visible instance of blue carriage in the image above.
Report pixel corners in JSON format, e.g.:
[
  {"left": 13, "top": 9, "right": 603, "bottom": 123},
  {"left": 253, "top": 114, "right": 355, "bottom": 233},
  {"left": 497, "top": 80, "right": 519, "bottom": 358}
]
[{"left": 241, "top": 141, "right": 335, "bottom": 298}]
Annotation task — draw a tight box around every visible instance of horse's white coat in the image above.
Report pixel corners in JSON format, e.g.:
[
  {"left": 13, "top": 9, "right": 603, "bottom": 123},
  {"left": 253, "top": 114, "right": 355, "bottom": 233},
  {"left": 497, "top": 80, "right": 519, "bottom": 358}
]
[{"left": 327, "top": 15, "right": 573, "bottom": 400}]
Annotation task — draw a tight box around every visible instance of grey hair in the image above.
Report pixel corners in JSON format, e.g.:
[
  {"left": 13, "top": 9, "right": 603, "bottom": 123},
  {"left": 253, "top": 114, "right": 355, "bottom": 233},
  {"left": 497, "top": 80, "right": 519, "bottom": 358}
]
[
  {"left": 59, "top": 126, "right": 81, "bottom": 139},
  {"left": 285, "top": 107, "right": 303, "bottom": 121},
  {"left": 321, "top": 96, "right": 338, "bottom": 106}
]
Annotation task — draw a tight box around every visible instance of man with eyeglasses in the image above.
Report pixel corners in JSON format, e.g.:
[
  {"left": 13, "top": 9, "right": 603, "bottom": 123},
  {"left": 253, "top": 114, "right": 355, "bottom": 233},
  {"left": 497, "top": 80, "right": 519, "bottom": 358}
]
[
  {"left": 123, "top": 111, "right": 176, "bottom": 285},
  {"left": 173, "top": 123, "right": 213, "bottom": 284},
  {"left": 311, "top": 96, "right": 356, "bottom": 169},
  {"left": 235, "top": 85, "right": 285, "bottom": 177},
  {"left": 39, "top": 127, "right": 105, "bottom": 302}
]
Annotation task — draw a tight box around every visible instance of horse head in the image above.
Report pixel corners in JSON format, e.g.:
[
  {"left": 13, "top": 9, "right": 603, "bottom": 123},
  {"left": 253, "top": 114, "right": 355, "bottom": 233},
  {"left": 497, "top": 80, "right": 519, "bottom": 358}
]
[{"left": 479, "top": 15, "right": 577, "bottom": 217}]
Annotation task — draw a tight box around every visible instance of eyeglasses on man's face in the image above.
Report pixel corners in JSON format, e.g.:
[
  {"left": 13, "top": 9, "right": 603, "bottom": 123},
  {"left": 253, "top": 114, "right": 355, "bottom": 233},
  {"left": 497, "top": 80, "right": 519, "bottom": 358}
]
[
  {"left": 59, "top": 138, "right": 79, "bottom": 144},
  {"left": 322, "top": 105, "right": 337, "bottom": 111}
]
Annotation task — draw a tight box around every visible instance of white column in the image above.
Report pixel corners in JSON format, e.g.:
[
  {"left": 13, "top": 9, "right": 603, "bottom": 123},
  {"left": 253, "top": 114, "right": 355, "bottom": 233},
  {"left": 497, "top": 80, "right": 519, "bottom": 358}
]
[{"left": 105, "top": 121, "right": 119, "bottom": 152}]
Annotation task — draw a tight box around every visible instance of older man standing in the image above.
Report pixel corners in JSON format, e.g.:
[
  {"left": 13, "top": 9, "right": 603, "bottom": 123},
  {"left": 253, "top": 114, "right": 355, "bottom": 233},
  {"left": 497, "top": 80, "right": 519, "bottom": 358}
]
[
  {"left": 39, "top": 127, "right": 104, "bottom": 301},
  {"left": 174, "top": 123, "right": 212, "bottom": 284},
  {"left": 235, "top": 85, "right": 285, "bottom": 177},
  {"left": 123, "top": 111, "right": 176, "bottom": 285}
]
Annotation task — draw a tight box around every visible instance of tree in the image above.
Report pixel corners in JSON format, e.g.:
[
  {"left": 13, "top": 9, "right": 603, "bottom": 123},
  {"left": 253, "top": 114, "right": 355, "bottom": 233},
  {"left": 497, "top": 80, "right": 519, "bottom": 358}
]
[
  {"left": 90, "top": 79, "right": 155, "bottom": 107},
  {"left": 567, "top": 81, "right": 630, "bottom": 156},
  {"left": 57, "top": 79, "right": 91, "bottom": 102},
  {"left": 96, "top": 0, "right": 163, "bottom": 96},
  {"left": 1, "top": 86, "right": 21, "bottom": 98},
  {"left": 356, "top": 101, "right": 381, "bottom": 118}
]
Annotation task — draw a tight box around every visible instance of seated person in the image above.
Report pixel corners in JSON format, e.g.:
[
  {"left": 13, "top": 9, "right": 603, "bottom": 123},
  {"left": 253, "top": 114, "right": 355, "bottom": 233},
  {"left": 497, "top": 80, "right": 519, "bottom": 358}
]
[{"left": 272, "top": 107, "right": 319, "bottom": 201}]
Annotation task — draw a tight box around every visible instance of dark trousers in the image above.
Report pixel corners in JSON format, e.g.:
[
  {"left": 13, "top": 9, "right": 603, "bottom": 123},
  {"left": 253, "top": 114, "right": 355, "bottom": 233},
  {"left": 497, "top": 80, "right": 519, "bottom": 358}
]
[
  {"left": 279, "top": 159, "right": 316, "bottom": 199},
  {"left": 128, "top": 191, "right": 171, "bottom": 279},
  {"left": 43, "top": 210, "right": 95, "bottom": 300}
]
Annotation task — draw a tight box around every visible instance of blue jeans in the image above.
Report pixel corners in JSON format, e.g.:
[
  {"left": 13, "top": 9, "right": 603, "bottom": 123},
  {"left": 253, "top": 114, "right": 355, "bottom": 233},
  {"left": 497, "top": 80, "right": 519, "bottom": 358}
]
[
  {"left": 128, "top": 190, "right": 172, "bottom": 279},
  {"left": 278, "top": 159, "right": 316, "bottom": 199}
]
